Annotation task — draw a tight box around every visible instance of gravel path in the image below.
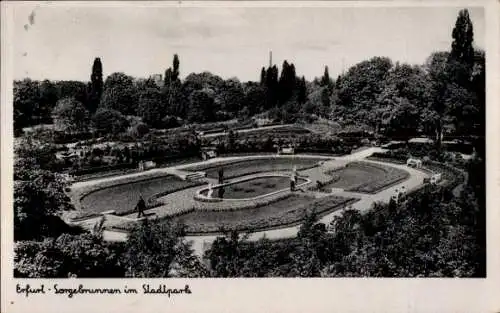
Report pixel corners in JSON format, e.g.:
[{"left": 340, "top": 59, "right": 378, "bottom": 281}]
[{"left": 94, "top": 147, "right": 430, "bottom": 257}]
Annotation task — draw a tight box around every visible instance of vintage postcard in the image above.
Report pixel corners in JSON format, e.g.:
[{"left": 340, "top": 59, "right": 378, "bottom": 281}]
[{"left": 1, "top": 1, "right": 499, "bottom": 312}]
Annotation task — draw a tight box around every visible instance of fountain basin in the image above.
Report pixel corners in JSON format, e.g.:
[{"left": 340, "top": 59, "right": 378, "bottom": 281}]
[{"left": 194, "top": 174, "right": 311, "bottom": 202}]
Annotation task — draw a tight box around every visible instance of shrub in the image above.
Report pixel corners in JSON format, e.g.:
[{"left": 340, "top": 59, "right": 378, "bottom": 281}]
[
  {"left": 92, "top": 108, "right": 129, "bottom": 135},
  {"left": 129, "top": 122, "right": 150, "bottom": 138}
]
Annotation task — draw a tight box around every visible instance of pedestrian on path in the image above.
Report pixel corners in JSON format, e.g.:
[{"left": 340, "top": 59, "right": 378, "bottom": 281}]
[
  {"left": 218, "top": 167, "right": 224, "bottom": 184},
  {"left": 135, "top": 195, "right": 146, "bottom": 218}
]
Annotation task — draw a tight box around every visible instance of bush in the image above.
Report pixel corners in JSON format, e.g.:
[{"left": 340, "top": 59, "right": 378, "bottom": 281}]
[
  {"left": 128, "top": 122, "right": 150, "bottom": 138},
  {"left": 92, "top": 108, "right": 129, "bottom": 135},
  {"left": 161, "top": 115, "right": 183, "bottom": 129},
  {"left": 14, "top": 233, "right": 125, "bottom": 278}
]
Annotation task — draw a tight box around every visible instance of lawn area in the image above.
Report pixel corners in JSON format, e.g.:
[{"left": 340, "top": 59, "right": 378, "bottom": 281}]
[
  {"left": 201, "top": 176, "right": 307, "bottom": 199},
  {"left": 184, "top": 157, "right": 328, "bottom": 179},
  {"left": 322, "top": 161, "right": 409, "bottom": 194},
  {"left": 163, "top": 194, "right": 357, "bottom": 234},
  {"left": 80, "top": 175, "right": 200, "bottom": 214}
]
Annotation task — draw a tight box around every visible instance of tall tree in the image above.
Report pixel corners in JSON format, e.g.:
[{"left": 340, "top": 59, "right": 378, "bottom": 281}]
[
  {"left": 100, "top": 72, "right": 138, "bottom": 115},
  {"left": 164, "top": 54, "right": 182, "bottom": 116},
  {"left": 55, "top": 81, "right": 88, "bottom": 105},
  {"left": 137, "top": 87, "right": 166, "bottom": 128},
  {"left": 278, "top": 60, "right": 296, "bottom": 105},
  {"left": 320, "top": 66, "right": 333, "bottom": 90},
  {"left": 242, "top": 83, "right": 266, "bottom": 115},
  {"left": 88, "top": 57, "right": 103, "bottom": 114},
  {"left": 260, "top": 67, "right": 267, "bottom": 86},
  {"left": 265, "top": 65, "right": 279, "bottom": 109},
  {"left": 188, "top": 88, "right": 216, "bottom": 123},
  {"left": 471, "top": 50, "right": 485, "bottom": 140},
  {"left": 336, "top": 57, "right": 392, "bottom": 108},
  {"left": 164, "top": 68, "right": 173, "bottom": 88},
  {"left": 38, "top": 80, "right": 58, "bottom": 124},
  {"left": 298, "top": 76, "right": 307, "bottom": 105},
  {"left": 216, "top": 78, "right": 244, "bottom": 113},
  {"left": 172, "top": 54, "right": 180, "bottom": 82},
  {"left": 426, "top": 51, "right": 451, "bottom": 145},
  {"left": 450, "top": 9, "right": 475, "bottom": 74},
  {"left": 13, "top": 79, "right": 40, "bottom": 129}
]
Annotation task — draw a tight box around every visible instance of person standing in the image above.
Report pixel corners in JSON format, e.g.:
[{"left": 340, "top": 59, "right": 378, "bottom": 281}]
[
  {"left": 290, "top": 167, "right": 297, "bottom": 192},
  {"left": 218, "top": 167, "right": 224, "bottom": 184},
  {"left": 136, "top": 195, "right": 146, "bottom": 218},
  {"left": 218, "top": 186, "right": 225, "bottom": 199}
]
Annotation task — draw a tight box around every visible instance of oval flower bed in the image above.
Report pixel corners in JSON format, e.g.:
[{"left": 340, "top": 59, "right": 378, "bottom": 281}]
[
  {"left": 322, "top": 161, "right": 410, "bottom": 194},
  {"left": 75, "top": 174, "right": 204, "bottom": 215},
  {"left": 182, "top": 156, "right": 329, "bottom": 180},
  {"left": 195, "top": 175, "right": 310, "bottom": 202},
  {"left": 110, "top": 194, "right": 359, "bottom": 235}
]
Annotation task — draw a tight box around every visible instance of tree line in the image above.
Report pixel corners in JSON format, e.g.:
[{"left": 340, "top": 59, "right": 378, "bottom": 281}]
[{"left": 14, "top": 10, "right": 484, "bottom": 147}]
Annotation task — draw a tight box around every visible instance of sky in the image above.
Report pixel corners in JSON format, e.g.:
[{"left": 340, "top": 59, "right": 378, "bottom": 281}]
[{"left": 11, "top": 3, "right": 485, "bottom": 82}]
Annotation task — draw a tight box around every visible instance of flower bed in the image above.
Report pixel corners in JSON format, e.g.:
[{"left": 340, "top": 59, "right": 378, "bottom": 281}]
[
  {"left": 74, "top": 174, "right": 203, "bottom": 214},
  {"left": 323, "top": 161, "right": 410, "bottom": 194},
  {"left": 307, "top": 174, "right": 341, "bottom": 191},
  {"left": 110, "top": 194, "right": 358, "bottom": 235},
  {"left": 194, "top": 192, "right": 294, "bottom": 212},
  {"left": 367, "top": 156, "right": 466, "bottom": 191},
  {"left": 181, "top": 195, "right": 358, "bottom": 234},
  {"left": 198, "top": 176, "right": 307, "bottom": 200},
  {"left": 182, "top": 157, "right": 328, "bottom": 180}
]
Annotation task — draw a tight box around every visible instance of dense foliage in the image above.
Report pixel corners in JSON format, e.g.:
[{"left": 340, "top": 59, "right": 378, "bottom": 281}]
[
  {"left": 14, "top": 138, "right": 81, "bottom": 240},
  {"left": 204, "top": 178, "right": 484, "bottom": 277}
]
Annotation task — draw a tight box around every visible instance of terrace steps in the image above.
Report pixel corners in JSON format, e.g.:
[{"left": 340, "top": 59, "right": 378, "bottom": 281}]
[{"left": 185, "top": 172, "right": 206, "bottom": 181}]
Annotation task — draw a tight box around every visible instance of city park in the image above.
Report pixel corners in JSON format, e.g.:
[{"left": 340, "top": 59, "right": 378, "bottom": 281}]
[
  {"left": 12, "top": 8, "right": 484, "bottom": 277},
  {"left": 64, "top": 131, "right": 462, "bottom": 255}
]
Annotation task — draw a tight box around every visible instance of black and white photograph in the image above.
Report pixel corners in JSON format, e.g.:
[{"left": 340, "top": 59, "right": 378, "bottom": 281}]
[{"left": 1, "top": 1, "right": 499, "bottom": 311}]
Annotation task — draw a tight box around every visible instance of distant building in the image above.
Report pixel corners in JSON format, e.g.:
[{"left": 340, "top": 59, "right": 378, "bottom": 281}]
[{"left": 150, "top": 74, "right": 164, "bottom": 87}]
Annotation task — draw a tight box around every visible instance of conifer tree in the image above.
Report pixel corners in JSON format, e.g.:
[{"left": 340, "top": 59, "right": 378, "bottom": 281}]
[
  {"left": 172, "top": 54, "right": 180, "bottom": 82},
  {"left": 88, "top": 57, "right": 103, "bottom": 113},
  {"left": 450, "top": 9, "right": 475, "bottom": 71},
  {"left": 260, "top": 67, "right": 267, "bottom": 86},
  {"left": 298, "top": 76, "right": 307, "bottom": 105}
]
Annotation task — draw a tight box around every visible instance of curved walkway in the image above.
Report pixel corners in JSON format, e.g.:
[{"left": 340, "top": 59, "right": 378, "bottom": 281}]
[
  {"left": 182, "top": 158, "right": 427, "bottom": 256},
  {"left": 85, "top": 147, "right": 430, "bottom": 256}
]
